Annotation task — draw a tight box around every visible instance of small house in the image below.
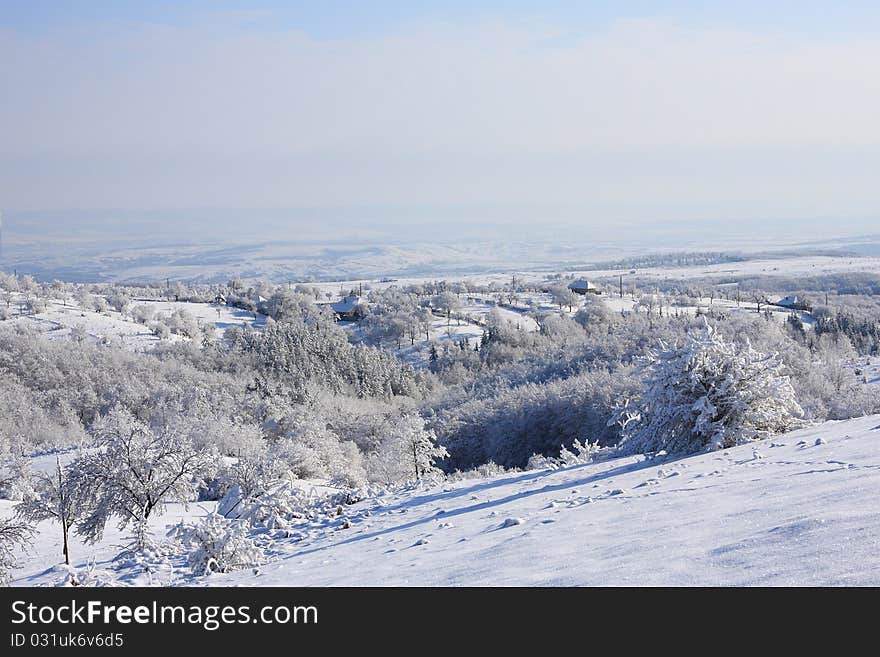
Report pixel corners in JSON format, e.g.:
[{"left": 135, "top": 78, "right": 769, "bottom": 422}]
[
  {"left": 332, "top": 295, "right": 365, "bottom": 321},
  {"left": 568, "top": 279, "right": 600, "bottom": 295},
  {"left": 774, "top": 295, "right": 812, "bottom": 311}
]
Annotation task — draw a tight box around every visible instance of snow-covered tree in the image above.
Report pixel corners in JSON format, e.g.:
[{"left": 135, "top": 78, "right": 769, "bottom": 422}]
[
  {"left": 92, "top": 295, "right": 108, "bottom": 313},
  {"left": 148, "top": 319, "right": 171, "bottom": 339},
  {"left": 70, "top": 407, "right": 213, "bottom": 550},
  {"left": 0, "top": 517, "right": 33, "bottom": 586},
  {"left": 623, "top": 322, "right": 803, "bottom": 455},
  {"left": 368, "top": 413, "right": 448, "bottom": 483},
  {"left": 131, "top": 304, "right": 156, "bottom": 324},
  {"left": 0, "top": 455, "right": 34, "bottom": 501},
  {"left": 550, "top": 285, "right": 579, "bottom": 312},
  {"left": 271, "top": 410, "right": 367, "bottom": 487},
  {"left": 106, "top": 292, "right": 130, "bottom": 314},
  {"left": 16, "top": 457, "right": 79, "bottom": 566},
  {"left": 574, "top": 297, "right": 612, "bottom": 331},
  {"left": 431, "top": 292, "right": 461, "bottom": 325}
]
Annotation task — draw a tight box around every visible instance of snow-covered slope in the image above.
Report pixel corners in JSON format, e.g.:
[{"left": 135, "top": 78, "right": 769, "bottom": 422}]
[
  {"left": 215, "top": 415, "right": 880, "bottom": 587},
  {"left": 7, "top": 415, "right": 880, "bottom": 586}
]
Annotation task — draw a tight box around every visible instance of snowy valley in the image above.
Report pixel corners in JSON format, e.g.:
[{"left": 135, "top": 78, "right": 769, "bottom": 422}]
[{"left": 1, "top": 252, "right": 880, "bottom": 587}]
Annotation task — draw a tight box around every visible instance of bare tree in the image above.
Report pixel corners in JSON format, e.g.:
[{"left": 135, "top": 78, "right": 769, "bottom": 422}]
[
  {"left": 16, "top": 457, "right": 79, "bottom": 566},
  {"left": 752, "top": 290, "right": 768, "bottom": 314},
  {"left": 70, "top": 408, "right": 213, "bottom": 551}
]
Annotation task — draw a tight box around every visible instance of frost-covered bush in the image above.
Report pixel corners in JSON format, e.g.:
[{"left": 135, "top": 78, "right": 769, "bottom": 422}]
[
  {"left": 270, "top": 410, "right": 367, "bottom": 487},
  {"left": 526, "top": 439, "right": 609, "bottom": 470},
  {"left": 222, "top": 454, "right": 286, "bottom": 499},
  {"left": 0, "top": 379, "right": 85, "bottom": 459},
  {"left": 0, "top": 517, "right": 33, "bottom": 586},
  {"left": 53, "top": 562, "right": 117, "bottom": 587},
  {"left": 168, "top": 513, "right": 264, "bottom": 576},
  {"left": 446, "top": 461, "right": 511, "bottom": 481},
  {"left": 149, "top": 320, "right": 170, "bottom": 339},
  {"left": 106, "top": 293, "right": 130, "bottom": 314},
  {"left": 0, "top": 456, "right": 35, "bottom": 501},
  {"left": 130, "top": 304, "right": 156, "bottom": 324},
  {"left": 217, "top": 480, "right": 345, "bottom": 531},
  {"left": 623, "top": 323, "right": 803, "bottom": 455}
]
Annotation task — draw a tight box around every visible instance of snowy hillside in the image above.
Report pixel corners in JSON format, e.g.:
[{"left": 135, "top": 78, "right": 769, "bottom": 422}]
[
  {"left": 7, "top": 415, "right": 880, "bottom": 586},
  {"left": 4, "top": 296, "right": 266, "bottom": 352}
]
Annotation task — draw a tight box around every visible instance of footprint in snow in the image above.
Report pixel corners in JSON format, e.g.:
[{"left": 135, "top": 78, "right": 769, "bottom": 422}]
[
  {"left": 413, "top": 538, "right": 430, "bottom": 546},
  {"left": 815, "top": 438, "right": 827, "bottom": 446},
  {"left": 438, "top": 522, "right": 454, "bottom": 529},
  {"left": 634, "top": 479, "right": 660, "bottom": 488},
  {"left": 769, "top": 442, "right": 786, "bottom": 448}
]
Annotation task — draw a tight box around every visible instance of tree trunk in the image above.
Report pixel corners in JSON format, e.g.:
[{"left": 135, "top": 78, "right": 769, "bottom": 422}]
[
  {"left": 61, "top": 517, "right": 70, "bottom": 566},
  {"left": 412, "top": 441, "right": 420, "bottom": 480},
  {"left": 56, "top": 459, "right": 70, "bottom": 565}
]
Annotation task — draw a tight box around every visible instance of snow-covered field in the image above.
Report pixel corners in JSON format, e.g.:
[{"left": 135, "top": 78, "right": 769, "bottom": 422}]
[
  {"left": 4, "top": 297, "right": 266, "bottom": 351},
  {"left": 6, "top": 415, "right": 880, "bottom": 586},
  {"left": 303, "top": 252, "right": 880, "bottom": 297}
]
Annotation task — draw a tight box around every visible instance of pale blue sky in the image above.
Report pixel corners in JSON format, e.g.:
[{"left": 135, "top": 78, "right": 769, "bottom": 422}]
[
  {"left": 3, "top": 1, "right": 880, "bottom": 237},
  {"left": 5, "top": 1, "right": 880, "bottom": 37}
]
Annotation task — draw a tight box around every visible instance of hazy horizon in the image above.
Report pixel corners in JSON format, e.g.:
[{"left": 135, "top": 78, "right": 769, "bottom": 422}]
[{"left": 3, "top": 2, "right": 880, "bottom": 279}]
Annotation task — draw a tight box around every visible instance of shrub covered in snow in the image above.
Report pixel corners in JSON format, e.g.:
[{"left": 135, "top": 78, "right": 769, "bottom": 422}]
[
  {"left": 623, "top": 322, "right": 803, "bottom": 455},
  {"left": 217, "top": 478, "right": 362, "bottom": 536},
  {"left": 217, "top": 481, "right": 313, "bottom": 530},
  {"left": 0, "top": 517, "right": 33, "bottom": 586},
  {"left": 526, "top": 439, "right": 610, "bottom": 470},
  {"left": 168, "top": 513, "right": 264, "bottom": 576}
]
